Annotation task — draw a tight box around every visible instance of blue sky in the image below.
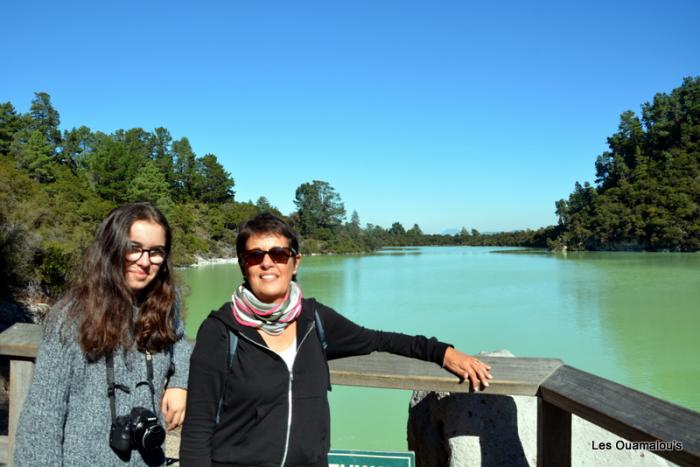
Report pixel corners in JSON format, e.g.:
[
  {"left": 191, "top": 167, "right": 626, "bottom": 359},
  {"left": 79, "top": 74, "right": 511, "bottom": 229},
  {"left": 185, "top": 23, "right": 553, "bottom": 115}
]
[{"left": 2, "top": 1, "right": 699, "bottom": 233}]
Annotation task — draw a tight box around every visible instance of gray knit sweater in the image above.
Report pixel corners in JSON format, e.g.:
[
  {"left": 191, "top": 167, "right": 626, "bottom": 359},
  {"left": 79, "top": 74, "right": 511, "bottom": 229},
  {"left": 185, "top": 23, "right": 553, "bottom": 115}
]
[{"left": 14, "top": 307, "right": 192, "bottom": 466}]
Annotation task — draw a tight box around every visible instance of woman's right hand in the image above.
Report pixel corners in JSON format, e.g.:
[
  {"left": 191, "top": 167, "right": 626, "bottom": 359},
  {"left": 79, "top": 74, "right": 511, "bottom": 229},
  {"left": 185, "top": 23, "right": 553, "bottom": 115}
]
[{"left": 442, "top": 347, "right": 493, "bottom": 391}]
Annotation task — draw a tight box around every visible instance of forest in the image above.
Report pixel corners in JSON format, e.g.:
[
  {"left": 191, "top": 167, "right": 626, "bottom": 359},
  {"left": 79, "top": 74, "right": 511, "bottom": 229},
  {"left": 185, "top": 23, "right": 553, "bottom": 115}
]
[
  {"left": 551, "top": 77, "right": 700, "bottom": 252},
  {"left": 1, "top": 76, "right": 698, "bottom": 302}
]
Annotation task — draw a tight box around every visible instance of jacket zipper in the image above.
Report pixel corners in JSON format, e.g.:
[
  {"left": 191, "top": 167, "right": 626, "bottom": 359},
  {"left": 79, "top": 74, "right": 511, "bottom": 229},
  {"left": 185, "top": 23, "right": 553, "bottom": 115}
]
[
  {"left": 280, "top": 323, "right": 316, "bottom": 467},
  {"left": 238, "top": 323, "right": 317, "bottom": 467}
]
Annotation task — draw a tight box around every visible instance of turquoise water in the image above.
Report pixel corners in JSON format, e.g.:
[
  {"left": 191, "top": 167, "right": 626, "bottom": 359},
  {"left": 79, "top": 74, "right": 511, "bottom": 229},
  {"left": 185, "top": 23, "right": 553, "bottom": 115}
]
[{"left": 178, "top": 247, "right": 700, "bottom": 450}]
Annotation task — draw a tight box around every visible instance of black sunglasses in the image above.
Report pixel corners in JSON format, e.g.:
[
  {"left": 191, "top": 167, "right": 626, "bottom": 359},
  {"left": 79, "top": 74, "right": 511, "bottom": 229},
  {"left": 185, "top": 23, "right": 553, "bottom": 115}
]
[{"left": 243, "top": 247, "right": 297, "bottom": 266}]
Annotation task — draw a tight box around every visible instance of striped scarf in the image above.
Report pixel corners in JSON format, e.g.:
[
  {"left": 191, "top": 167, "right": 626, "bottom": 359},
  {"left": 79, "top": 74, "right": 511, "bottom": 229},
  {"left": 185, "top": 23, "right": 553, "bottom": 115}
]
[{"left": 231, "top": 281, "right": 303, "bottom": 336}]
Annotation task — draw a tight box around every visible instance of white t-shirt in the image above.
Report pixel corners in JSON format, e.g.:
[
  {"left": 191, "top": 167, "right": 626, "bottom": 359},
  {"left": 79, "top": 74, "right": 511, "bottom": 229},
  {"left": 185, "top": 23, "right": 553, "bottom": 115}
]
[{"left": 275, "top": 336, "right": 298, "bottom": 371}]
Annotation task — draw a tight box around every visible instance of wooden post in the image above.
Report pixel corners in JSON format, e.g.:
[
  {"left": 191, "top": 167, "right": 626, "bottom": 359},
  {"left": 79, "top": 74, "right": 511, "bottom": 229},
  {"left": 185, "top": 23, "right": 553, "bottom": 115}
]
[
  {"left": 0, "top": 324, "right": 42, "bottom": 466},
  {"left": 539, "top": 364, "right": 700, "bottom": 466},
  {"left": 8, "top": 358, "right": 35, "bottom": 467},
  {"left": 537, "top": 397, "right": 571, "bottom": 467}
]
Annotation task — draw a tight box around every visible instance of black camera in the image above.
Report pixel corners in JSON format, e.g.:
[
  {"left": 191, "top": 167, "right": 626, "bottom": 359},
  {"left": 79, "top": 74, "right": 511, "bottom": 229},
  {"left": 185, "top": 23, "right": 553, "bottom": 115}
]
[{"left": 109, "top": 407, "right": 166, "bottom": 453}]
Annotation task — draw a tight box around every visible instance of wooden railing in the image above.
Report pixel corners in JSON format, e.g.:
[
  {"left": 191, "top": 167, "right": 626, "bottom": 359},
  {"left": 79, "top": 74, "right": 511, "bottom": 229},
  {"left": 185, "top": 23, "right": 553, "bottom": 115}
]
[
  {"left": 331, "top": 352, "right": 700, "bottom": 466},
  {"left": 1, "top": 323, "right": 699, "bottom": 466}
]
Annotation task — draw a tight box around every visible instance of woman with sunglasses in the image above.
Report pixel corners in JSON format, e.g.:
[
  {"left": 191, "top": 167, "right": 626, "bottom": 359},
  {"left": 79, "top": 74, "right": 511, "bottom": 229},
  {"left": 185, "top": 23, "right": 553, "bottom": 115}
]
[
  {"left": 15, "top": 203, "right": 191, "bottom": 466},
  {"left": 180, "top": 213, "right": 492, "bottom": 467}
]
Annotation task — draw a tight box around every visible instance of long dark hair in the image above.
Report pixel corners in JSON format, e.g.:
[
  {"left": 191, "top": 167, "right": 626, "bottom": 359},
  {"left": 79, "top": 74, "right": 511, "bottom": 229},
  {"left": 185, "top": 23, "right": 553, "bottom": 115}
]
[{"left": 58, "top": 203, "right": 178, "bottom": 359}]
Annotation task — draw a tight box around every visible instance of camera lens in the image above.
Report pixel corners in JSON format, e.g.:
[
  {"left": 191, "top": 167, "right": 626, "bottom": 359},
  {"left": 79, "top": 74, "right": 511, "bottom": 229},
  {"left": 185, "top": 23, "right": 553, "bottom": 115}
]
[
  {"left": 130, "top": 408, "right": 165, "bottom": 451},
  {"left": 139, "top": 423, "right": 166, "bottom": 451}
]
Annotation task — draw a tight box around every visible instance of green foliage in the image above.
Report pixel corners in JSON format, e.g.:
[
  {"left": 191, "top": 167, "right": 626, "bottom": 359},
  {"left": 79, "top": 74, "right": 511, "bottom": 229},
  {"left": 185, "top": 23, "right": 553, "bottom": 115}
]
[
  {"left": 0, "top": 93, "right": 239, "bottom": 297},
  {"left": 86, "top": 134, "right": 143, "bottom": 202},
  {"left": 11, "top": 129, "right": 56, "bottom": 182},
  {"left": 5, "top": 78, "right": 697, "bottom": 302},
  {"left": 195, "top": 154, "right": 235, "bottom": 203},
  {"left": 37, "top": 243, "right": 74, "bottom": 297},
  {"left": 350, "top": 210, "right": 360, "bottom": 228},
  {"left": 0, "top": 215, "right": 28, "bottom": 298},
  {"left": 172, "top": 137, "right": 198, "bottom": 201},
  {"left": 255, "top": 196, "right": 283, "bottom": 217},
  {"left": 127, "top": 161, "right": 171, "bottom": 205},
  {"left": 151, "top": 127, "right": 176, "bottom": 189},
  {"left": 294, "top": 180, "right": 346, "bottom": 236},
  {"left": 29, "top": 92, "right": 61, "bottom": 149},
  {"left": 0, "top": 157, "right": 49, "bottom": 297},
  {"left": 389, "top": 222, "right": 406, "bottom": 236},
  {"left": 62, "top": 126, "right": 95, "bottom": 170},
  {"left": 0, "top": 102, "right": 23, "bottom": 155},
  {"left": 221, "top": 201, "right": 260, "bottom": 229},
  {"left": 2, "top": 91, "right": 562, "bottom": 303},
  {"left": 555, "top": 77, "right": 700, "bottom": 251},
  {"left": 299, "top": 238, "right": 322, "bottom": 255}
]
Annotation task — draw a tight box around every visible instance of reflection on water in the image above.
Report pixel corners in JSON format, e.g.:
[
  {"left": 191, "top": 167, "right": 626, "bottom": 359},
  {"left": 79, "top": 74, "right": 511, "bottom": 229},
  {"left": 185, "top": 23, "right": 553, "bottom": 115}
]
[
  {"left": 178, "top": 247, "right": 700, "bottom": 450},
  {"left": 554, "top": 252, "right": 700, "bottom": 410},
  {"left": 375, "top": 248, "right": 422, "bottom": 256}
]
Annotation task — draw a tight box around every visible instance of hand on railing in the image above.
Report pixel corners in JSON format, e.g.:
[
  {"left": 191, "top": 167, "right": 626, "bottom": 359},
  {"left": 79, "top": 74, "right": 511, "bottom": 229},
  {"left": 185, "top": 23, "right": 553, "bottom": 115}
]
[{"left": 442, "top": 347, "right": 493, "bottom": 391}]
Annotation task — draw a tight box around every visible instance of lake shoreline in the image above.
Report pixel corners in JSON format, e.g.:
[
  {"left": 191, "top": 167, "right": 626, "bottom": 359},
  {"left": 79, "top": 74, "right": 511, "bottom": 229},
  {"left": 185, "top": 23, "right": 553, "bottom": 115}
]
[
  {"left": 183, "top": 252, "right": 338, "bottom": 269},
  {"left": 189, "top": 255, "right": 238, "bottom": 267}
]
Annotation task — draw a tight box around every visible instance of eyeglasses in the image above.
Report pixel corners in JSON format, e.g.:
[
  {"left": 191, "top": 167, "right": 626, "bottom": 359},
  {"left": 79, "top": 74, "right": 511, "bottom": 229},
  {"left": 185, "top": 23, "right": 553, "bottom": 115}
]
[
  {"left": 242, "top": 247, "right": 296, "bottom": 266},
  {"left": 126, "top": 244, "right": 167, "bottom": 265}
]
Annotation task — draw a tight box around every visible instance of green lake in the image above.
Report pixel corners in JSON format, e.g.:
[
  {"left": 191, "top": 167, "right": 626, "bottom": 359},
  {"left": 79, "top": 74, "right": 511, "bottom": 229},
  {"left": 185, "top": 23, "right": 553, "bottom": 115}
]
[{"left": 178, "top": 246, "right": 700, "bottom": 451}]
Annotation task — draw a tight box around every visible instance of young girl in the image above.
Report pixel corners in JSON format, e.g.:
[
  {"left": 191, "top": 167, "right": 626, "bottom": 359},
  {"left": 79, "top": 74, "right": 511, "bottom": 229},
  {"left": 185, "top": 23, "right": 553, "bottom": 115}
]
[{"left": 15, "top": 203, "right": 191, "bottom": 466}]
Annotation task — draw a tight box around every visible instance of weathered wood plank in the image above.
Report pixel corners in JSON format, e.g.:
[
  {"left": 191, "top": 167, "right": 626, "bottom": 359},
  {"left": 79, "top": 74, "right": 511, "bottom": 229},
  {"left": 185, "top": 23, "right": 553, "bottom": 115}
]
[
  {"left": 540, "top": 365, "right": 700, "bottom": 466},
  {"left": 537, "top": 398, "right": 571, "bottom": 467},
  {"left": 329, "top": 352, "right": 563, "bottom": 396},
  {"left": 0, "top": 434, "right": 8, "bottom": 464},
  {"left": 8, "top": 359, "right": 35, "bottom": 467},
  {"left": 0, "top": 323, "right": 41, "bottom": 359}
]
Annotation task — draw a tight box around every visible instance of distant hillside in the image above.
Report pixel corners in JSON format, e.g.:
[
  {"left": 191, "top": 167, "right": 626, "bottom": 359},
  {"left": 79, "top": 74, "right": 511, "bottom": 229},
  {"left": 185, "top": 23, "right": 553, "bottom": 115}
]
[{"left": 551, "top": 77, "right": 700, "bottom": 252}]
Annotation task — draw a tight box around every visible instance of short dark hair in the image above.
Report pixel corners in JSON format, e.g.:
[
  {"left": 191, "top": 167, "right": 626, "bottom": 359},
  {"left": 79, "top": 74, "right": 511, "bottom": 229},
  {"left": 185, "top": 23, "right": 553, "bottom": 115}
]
[{"left": 236, "top": 213, "right": 299, "bottom": 271}]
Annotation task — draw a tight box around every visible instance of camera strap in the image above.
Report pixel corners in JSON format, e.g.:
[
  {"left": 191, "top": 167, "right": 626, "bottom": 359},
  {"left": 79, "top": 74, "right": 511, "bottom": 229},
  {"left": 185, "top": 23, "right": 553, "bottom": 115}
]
[
  {"left": 106, "top": 352, "right": 157, "bottom": 423},
  {"left": 135, "top": 352, "right": 158, "bottom": 414},
  {"left": 106, "top": 353, "right": 130, "bottom": 424}
]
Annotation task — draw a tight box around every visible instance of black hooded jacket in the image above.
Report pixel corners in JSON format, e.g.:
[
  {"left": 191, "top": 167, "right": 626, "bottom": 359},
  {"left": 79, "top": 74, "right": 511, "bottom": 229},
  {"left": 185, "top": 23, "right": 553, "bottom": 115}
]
[{"left": 180, "top": 297, "right": 450, "bottom": 467}]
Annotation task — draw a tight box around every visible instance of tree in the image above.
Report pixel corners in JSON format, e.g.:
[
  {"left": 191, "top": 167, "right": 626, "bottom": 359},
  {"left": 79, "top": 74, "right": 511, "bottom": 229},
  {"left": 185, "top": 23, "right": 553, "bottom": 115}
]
[
  {"left": 0, "top": 102, "right": 23, "bottom": 155},
  {"left": 126, "top": 161, "right": 171, "bottom": 205},
  {"left": 402, "top": 224, "right": 423, "bottom": 246},
  {"left": 554, "top": 77, "right": 700, "bottom": 251},
  {"left": 255, "top": 196, "right": 276, "bottom": 212},
  {"left": 0, "top": 158, "right": 46, "bottom": 296},
  {"left": 152, "top": 127, "right": 176, "bottom": 189},
  {"left": 221, "top": 201, "right": 260, "bottom": 230},
  {"left": 389, "top": 222, "right": 406, "bottom": 236},
  {"left": 293, "top": 180, "right": 346, "bottom": 235},
  {"left": 28, "top": 92, "right": 61, "bottom": 149},
  {"left": 407, "top": 224, "right": 423, "bottom": 236},
  {"left": 595, "top": 111, "right": 644, "bottom": 189},
  {"left": 350, "top": 210, "right": 360, "bottom": 228},
  {"left": 346, "top": 210, "right": 361, "bottom": 238},
  {"left": 194, "top": 153, "right": 234, "bottom": 203},
  {"left": 61, "top": 126, "right": 94, "bottom": 170},
  {"left": 10, "top": 130, "right": 55, "bottom": 182},
  {"left": 172, "top": 137, "right": 198, "bottom": 200},
  {"left": 457, "top": 227, "right": 471, "bottom": 243},
  {"left": 115, "top": 128, "right": 153, "bottom": 163},
  {"left": 86, "top": 134, "right": 139, "bottom": 202}
]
